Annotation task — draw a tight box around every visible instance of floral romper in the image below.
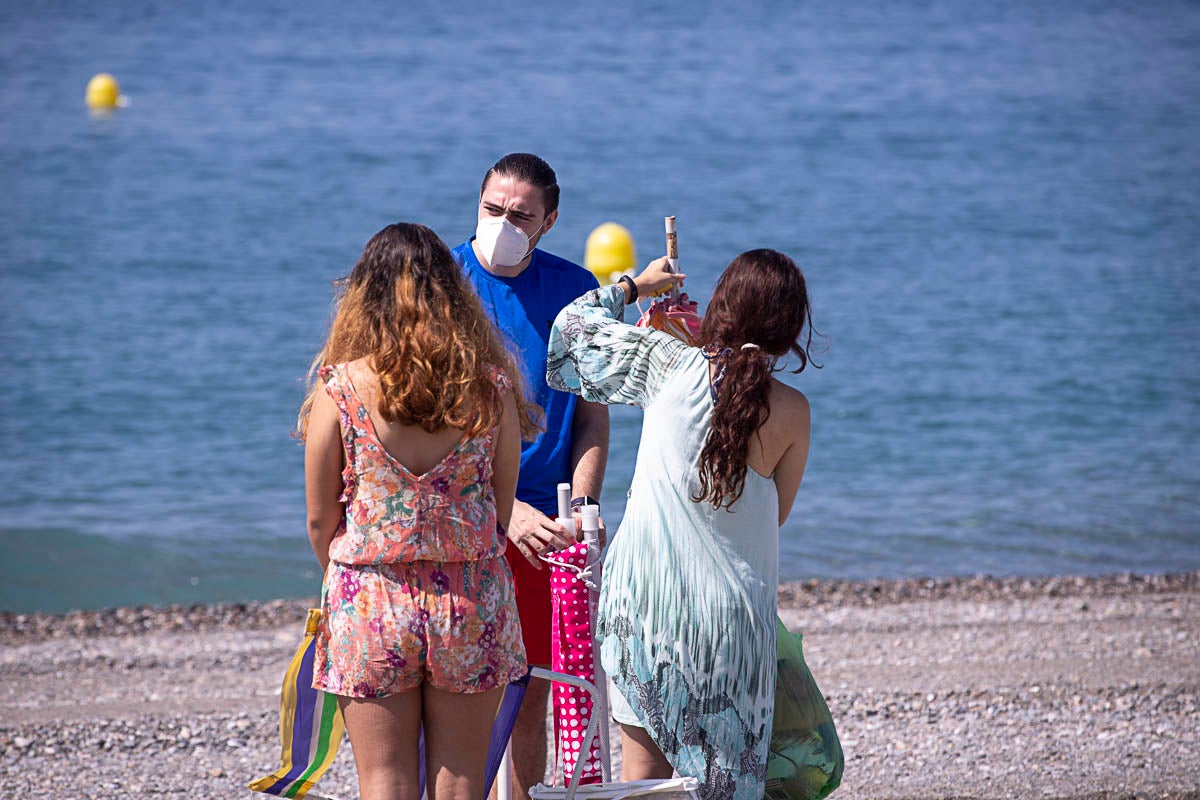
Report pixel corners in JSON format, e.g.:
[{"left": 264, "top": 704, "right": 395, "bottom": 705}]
[{"left": 312, "top": 363, "right": 527, "bottom": 698}]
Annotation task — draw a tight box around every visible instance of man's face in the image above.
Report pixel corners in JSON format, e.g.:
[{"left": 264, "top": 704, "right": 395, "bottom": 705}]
[{"left": 477, "top": 173, "right": 558, "bottom": 246}]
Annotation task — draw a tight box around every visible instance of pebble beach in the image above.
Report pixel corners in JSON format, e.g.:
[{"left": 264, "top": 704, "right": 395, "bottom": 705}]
[{"left": 2, "top": 572, "right": 1197, "bottom": 799}]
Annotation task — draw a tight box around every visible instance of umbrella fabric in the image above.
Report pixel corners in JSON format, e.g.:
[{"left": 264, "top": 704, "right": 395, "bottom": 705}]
[
  {"left": 634, "top": 294, "right": 703, "bottom": 346},
  {"left": 544, "top": 542, "right": 604, "bottom": 785},
  {"left": 249, "top": 609, "right": 346, "bottom": 800}
]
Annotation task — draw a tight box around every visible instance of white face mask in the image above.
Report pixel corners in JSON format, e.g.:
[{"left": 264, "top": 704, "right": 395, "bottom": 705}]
[{"left": 475, "top": 215, "right": 542, "bottom": 268}]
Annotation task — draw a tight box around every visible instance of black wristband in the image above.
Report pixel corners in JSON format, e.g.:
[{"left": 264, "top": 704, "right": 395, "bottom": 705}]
[
  {"left": 617, "top": 275, "right": 638, "bottom": 304},
  {"left": 571, "top": 495, "right": 600, "bottom": 511}
]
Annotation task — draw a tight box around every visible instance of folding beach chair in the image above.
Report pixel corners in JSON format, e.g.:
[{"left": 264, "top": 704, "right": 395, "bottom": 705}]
[
  {"left": 516, "top": 668, "right": 699, "bottom": 800},
  {"left": 250, "top": 613, "right": 609, "bottom": 800},
  {"left": 248, "top": 609, "right": 345, "bottom": 800}
]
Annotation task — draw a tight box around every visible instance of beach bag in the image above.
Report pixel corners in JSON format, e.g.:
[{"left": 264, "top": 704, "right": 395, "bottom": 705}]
[{"left": 765, "top": 617, "right": 844, "bottom": 800}]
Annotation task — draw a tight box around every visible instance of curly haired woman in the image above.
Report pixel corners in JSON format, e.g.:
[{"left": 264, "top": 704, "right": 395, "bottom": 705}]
[
  {"left": 298, "top": 223, "right": 540, "bottom": 800},
  {"left": 547, "top": 250, "right": 817, "bottom": 800}
]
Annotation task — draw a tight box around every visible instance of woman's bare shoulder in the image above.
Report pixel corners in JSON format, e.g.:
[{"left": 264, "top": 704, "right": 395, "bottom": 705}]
[
  {"left": 344, "top": 358, "right": 377, "bottom": 391},
  {"left": 754, "top": 379, "right": 811, "bottom": 477},
  {"left": 769, "top": 378, "right": 811, "bottom": 423}
]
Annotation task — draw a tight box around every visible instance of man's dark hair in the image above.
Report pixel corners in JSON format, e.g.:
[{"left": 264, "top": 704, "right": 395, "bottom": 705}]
[{"left": 481, "top": 153, "right": 560, "bottom": 214}]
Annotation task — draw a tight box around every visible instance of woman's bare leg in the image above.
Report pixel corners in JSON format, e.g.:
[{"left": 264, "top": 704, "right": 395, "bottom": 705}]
[
  {"left": 339, "top": 690, "right": 423, "bottom": 800},
  {"left": 620, "top": 723, "right": 673, "bottom": 781},
  {"left": 422, "top": 684, "right": 506, "bottom": 800}
]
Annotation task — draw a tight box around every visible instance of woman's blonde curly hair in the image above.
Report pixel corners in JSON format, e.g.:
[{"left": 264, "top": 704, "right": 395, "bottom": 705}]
[{"left": 296, "top": 222, "right": 541, "bottom": 442}]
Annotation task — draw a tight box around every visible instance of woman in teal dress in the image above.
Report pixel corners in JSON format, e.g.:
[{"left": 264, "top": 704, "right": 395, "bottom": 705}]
[{"left": 547, "top": 250, "right": 817, "bottom": 800}]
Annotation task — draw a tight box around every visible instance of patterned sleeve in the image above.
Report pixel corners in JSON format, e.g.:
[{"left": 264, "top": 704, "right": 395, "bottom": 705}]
[{"left": 547, "top": 284, "right": 690, "bottom": 409}]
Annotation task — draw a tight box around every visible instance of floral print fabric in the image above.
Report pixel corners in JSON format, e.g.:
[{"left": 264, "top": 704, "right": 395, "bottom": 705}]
[
  {"left": 319, "top": 363, "right": 507, "bottom": 565},
  {"left": 315, "top": 558, "right": 526, "bottom": 697},
  {"left": 313, "top": 362, "right": 526, "bottom": 696}
]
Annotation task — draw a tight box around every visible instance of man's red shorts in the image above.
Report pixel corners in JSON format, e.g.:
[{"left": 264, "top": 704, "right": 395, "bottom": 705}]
[{"left": 503, "top": 543, "right": 553, "bottom": 666}]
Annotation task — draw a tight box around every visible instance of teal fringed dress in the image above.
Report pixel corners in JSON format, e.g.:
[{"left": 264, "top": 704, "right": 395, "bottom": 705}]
[{"left": 547, "top": 285, "right": 778, "bottom": 800}]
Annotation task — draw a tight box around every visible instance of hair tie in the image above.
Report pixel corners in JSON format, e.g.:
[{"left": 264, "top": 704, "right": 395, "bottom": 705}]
[{"left": 740, "top": 343, "right": 761, "bottom": 352}]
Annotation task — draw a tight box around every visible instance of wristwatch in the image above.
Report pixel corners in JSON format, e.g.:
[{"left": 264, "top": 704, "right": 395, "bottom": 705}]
[{"left": 571, "top": 495, "right": 600, "bottom": 511}]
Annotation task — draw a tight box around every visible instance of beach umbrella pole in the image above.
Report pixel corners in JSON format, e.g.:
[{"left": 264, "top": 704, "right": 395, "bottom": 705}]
[{"left": 664, "top": 216, "right": 680, "bottom": 302}]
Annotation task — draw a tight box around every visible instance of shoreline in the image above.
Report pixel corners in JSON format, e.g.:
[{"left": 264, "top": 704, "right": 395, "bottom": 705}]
[
  {"left": 2, "top": 571, "right": 1198, "bottom": 799},
  {"left": 2, "top": 570, "right": 1194, "bottom": 643}
]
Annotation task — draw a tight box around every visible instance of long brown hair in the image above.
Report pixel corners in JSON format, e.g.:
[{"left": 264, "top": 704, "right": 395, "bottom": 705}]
[
  {"left": 296, "top": 223, "right": 541, "bottom": 441},
  {"left": 693, "top": 249, "right": 817, "bottom": 509}
]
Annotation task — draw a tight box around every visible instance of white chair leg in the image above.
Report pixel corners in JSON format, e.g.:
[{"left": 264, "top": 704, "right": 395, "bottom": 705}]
[
  {"left": 498, "top": 739, "right": 513, "bottom": 800},
  {"left": 529, "top": 667, "right": 603, "bottom": 800}
]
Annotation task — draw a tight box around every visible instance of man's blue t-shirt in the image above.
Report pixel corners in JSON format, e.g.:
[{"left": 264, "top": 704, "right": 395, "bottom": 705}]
[{"left": 453, "top": 240, "right": 601, "bottom": 515}]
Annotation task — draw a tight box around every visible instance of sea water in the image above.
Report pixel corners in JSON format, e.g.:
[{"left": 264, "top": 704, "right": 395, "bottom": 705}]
[{"left": 2, "top": 0, "right": 1198, "bottom": 612}]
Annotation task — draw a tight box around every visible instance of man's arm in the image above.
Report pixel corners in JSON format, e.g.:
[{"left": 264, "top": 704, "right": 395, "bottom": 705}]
[{"left": 570, "top": 398, "right": 609, "bottom": 529}]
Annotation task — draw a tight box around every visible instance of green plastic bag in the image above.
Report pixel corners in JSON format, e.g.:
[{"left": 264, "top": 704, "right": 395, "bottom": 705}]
[{"left": 764, "top": 617, "right": 844, "bottom": 800}]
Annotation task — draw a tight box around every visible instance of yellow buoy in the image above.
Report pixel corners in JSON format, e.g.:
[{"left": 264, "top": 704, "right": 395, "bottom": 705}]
[
  {"left": 585, "top": 222, "right": 637, "bottom": 283},
  {"left": 86, "top": 73, "right": 122, "bottom": 109}
]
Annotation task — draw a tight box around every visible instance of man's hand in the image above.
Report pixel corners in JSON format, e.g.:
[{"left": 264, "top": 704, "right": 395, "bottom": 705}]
[{"left": 507, "top": 499, "right": 577, "bottom": 569}]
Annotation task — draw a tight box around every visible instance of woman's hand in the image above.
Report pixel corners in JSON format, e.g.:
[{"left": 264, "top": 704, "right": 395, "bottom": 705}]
[{"left": 631, "top": 256, "right": 686, "bottom": 300}]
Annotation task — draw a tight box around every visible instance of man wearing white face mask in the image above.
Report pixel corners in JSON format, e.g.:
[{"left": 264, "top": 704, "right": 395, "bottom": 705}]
[{"left": 452, "top": 153, "right": 609, "bottom": 798}]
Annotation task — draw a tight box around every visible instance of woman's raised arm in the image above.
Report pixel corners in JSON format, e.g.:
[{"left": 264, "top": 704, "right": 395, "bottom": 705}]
[{"left": 547, "top": 259, "right": 688, "bottom": 409}]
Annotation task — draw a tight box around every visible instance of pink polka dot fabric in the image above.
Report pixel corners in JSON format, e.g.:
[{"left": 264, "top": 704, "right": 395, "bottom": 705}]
[{"left": 546, "top": 541, "right": 603, "bottom": 785}]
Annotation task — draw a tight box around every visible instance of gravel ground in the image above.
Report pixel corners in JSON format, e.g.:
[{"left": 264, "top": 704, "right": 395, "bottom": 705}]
[{"left": 2, "top": 572, "right": 1197, "bottom": 799}]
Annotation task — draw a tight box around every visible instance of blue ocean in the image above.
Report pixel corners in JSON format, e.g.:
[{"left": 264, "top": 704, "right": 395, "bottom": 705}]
[{"left": 2, "top": 1, "right": 1198, "bottom": 613}]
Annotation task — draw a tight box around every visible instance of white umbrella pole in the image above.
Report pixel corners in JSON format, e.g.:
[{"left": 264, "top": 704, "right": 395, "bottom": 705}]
[{"left": 664, "top": 216, "right": 680, "bottom": 302}]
